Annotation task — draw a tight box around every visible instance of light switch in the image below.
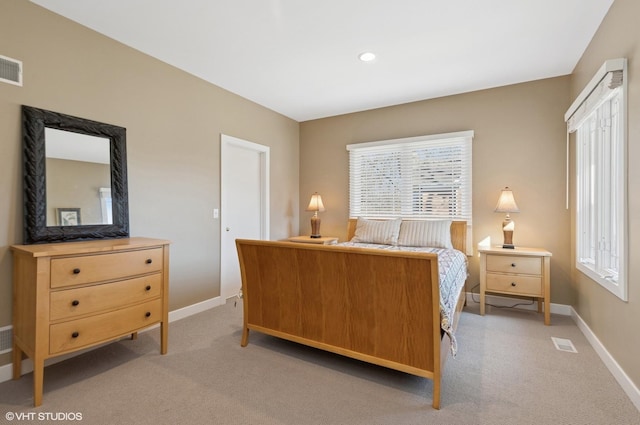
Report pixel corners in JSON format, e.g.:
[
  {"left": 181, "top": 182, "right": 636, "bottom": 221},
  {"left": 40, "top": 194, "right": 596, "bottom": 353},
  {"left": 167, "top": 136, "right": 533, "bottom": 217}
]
[{"left": 214, "top": 209, "right": 219, "bottom": 219}]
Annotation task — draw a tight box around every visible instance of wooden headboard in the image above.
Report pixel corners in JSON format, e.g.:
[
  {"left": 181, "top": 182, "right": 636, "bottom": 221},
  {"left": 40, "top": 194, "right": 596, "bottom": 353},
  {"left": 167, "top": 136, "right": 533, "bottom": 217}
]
[{"left": 346, "top": 218, "right": 467, "bottom": 254}]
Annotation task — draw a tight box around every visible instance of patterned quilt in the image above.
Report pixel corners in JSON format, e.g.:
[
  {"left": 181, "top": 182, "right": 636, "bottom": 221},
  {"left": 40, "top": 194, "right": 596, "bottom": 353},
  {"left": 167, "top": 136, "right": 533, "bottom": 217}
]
[{"left": 337, "top": 242, "right": 468, "bottom": 356}]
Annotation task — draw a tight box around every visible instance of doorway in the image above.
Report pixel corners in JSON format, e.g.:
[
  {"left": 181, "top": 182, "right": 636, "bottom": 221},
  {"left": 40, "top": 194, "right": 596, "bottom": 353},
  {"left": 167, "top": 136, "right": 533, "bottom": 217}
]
[{"left": 220, "top": 134, "right": 270, "bottom": 301}]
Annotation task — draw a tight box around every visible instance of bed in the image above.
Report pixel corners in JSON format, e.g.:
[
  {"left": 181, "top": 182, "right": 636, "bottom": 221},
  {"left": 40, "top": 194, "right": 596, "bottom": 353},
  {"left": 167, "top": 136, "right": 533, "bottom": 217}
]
[{"left": 235, "top": 218, "right": 468, "bottom": 409}]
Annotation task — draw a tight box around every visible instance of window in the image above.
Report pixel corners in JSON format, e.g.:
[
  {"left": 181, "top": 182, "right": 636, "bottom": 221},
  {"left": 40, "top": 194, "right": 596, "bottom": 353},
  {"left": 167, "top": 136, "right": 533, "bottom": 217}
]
[
  {"left": 347, "top": 131, "right": 473, "bottom": 247},
  {"left": 566, "top": 58, "right": 627, "bottom": 301},
  {"left": 99, "top": 187, "right": 113, "bottom": 225}
]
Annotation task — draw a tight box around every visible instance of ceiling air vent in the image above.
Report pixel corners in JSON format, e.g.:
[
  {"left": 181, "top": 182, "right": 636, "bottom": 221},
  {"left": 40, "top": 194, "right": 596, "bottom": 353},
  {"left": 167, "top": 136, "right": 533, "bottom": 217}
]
[{"left": 0, "top": 54, "right": 23, "bottom": 86}]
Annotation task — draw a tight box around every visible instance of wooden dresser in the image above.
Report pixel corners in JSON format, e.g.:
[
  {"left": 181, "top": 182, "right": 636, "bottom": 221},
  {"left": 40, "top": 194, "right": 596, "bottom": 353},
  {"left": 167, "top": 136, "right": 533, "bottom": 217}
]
[{"left": 11, "top": 237, "right": 170, "bottom": 406}]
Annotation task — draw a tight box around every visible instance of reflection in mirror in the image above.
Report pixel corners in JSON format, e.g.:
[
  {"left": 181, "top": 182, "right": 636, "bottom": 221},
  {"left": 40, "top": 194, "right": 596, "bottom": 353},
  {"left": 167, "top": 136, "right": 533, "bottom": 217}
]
[{"left": 45, "top": 128, "right": 113, "bottom": 226}]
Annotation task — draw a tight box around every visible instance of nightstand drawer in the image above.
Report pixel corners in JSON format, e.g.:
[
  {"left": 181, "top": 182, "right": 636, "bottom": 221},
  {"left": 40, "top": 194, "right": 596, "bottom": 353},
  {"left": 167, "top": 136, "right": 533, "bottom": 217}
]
[
  {"left": 486, "top": 273, "right": 542, "bottom": 296},
  {"left": 486, "top": 254, "right": 542, "bottom": 275}
]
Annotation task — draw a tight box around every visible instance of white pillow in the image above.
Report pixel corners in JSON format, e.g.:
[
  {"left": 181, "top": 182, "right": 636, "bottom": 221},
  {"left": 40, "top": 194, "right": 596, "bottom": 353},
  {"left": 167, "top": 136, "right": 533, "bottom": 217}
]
[
  {"left": 397, "top": 220, "right": 453, "bottom": 249},
  {"left": 351, "top": 217, "right": 402, "bottom": 245}
]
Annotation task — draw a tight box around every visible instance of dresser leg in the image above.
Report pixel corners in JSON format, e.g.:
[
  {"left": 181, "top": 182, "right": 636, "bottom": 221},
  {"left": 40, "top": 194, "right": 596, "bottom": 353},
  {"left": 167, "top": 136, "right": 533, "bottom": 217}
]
[
  {"left": 130, "top": 332, "right": 138, "bottom": 340},
  {"left": 160, "top": 320, "right": 168, "bottom": 354},
  {"left": 12, "top": 343, "right": 22, "bottom": 380},
  {"left": 33, "top": 358, "right": 44, "bottom": 407}
]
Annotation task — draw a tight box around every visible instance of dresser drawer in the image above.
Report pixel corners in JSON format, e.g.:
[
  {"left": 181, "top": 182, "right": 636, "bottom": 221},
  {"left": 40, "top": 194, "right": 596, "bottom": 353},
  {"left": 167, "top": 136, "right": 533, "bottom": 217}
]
[
  {"left": 49, "top": 298, "right": 162, "bottom": 355},
  {"left": 485, "top": 254, "right": 542, "bottom": 275},
  {"left": 50, "top": 273, "right": 162, "bottom": 321},
  {"left": 486, "top": 273, "right": 542, "bottom": 296},
  {"left": 50, "top": 248, "right": 163, "bottom": 288}
]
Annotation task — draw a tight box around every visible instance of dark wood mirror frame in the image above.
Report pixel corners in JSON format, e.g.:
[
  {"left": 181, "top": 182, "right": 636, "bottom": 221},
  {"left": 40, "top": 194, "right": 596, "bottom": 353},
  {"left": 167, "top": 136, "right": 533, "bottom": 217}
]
[{"left": 22, "top": 105, "right": 129, "bottom": 244}]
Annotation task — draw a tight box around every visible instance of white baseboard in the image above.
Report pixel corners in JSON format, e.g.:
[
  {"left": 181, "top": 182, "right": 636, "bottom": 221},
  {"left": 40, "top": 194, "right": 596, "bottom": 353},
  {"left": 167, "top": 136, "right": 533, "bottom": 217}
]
[
  {"left": 168, "top": 296, "right": 226, "bottom": 322},
  {"left": 464, "top": 291, "right": 573, "bottom": 316},
  {"left": 571, "top": 307, "right": 640, "bottom": 412},
  {"left": 0, "top": 296, "right": 224, "bottom": 384}
]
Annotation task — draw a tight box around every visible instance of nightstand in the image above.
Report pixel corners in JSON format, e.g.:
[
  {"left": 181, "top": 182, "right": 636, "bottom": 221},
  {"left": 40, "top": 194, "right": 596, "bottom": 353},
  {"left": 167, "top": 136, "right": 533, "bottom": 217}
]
[
  {"left": 479, "top": 246, "right": 552, "bottom": 325},
  {"left": 287, "top": 235, "right": 339, "bottom": 245}
]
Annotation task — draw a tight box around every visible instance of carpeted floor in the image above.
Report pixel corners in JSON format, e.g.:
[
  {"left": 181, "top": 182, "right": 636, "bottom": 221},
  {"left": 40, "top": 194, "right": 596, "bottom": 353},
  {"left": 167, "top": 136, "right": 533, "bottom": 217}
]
[{"left": 0, "top": 299, "right": 638, "bottom": 425}]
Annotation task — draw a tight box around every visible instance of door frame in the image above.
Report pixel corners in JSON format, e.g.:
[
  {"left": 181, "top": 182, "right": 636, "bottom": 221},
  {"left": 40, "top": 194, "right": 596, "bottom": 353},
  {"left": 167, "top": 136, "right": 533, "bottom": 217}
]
[{"left": 220, "top": 134, "right": 270, "bottom": 300}]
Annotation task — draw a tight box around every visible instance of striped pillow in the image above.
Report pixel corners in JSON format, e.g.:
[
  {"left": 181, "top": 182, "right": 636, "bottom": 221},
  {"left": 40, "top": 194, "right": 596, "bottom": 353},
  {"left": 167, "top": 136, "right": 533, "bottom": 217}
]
[
  {"left": 351, "top": 217, "right": 402, "bottom": 245},
  {"left": 397, "top": 220, "right": 453, "bottom": 249}
]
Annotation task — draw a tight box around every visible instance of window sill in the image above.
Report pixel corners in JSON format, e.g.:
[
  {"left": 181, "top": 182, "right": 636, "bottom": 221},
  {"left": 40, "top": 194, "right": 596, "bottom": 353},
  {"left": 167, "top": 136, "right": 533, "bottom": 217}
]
[{"left": 576, "top": 262, "right": 627, "bottom": 301}]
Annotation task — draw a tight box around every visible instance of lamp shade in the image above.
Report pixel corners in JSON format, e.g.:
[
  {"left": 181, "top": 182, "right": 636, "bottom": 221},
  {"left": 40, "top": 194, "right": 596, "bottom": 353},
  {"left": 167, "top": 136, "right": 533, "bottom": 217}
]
[
  {"left": 494, "top": 187, "right": 520, "bottom": 213},
  {"left": 306, "top": 192, "right": 326, "bottom": 212}
]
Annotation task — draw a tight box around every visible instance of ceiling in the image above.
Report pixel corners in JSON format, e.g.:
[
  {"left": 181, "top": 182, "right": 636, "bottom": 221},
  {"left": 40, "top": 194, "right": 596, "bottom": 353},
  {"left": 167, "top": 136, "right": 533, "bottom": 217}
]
[{"left": 31, "top": 0, "right": 614, "bottom": 122}]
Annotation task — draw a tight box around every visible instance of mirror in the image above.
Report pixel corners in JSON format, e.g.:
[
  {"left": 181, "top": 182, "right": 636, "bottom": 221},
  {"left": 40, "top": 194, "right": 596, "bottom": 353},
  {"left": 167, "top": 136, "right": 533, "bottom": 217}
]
[{"left": 22, "top": 105, "right": 129, "bottom": 244}]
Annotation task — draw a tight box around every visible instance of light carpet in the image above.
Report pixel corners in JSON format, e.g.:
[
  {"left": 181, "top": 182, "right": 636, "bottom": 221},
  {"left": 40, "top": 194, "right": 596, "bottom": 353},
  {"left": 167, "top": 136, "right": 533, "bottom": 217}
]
[{"left": 0, "top": 300, "right": 638, "bottom": 425}]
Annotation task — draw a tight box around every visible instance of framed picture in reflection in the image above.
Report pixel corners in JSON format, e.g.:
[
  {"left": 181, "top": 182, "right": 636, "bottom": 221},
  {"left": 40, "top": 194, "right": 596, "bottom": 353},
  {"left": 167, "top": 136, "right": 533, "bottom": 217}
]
[{"left": 57, "top": 208, "right": 81, "bottom": 226}]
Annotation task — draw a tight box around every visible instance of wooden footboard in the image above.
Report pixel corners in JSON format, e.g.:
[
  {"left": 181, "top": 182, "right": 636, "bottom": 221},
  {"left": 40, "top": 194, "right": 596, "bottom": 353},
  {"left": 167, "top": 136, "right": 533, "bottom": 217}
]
[{"left": 236, "top": 239, "right": 447, "bottom": 408}]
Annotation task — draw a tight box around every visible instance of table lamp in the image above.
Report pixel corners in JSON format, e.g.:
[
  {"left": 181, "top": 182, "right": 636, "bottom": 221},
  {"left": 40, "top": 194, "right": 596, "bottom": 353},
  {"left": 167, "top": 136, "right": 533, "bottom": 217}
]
[
  {"left": 494, "top": 187, "right": 520, "bottom": 249},
  {"left": 306, "top": 192, "right": 325, "bottom": 238}
]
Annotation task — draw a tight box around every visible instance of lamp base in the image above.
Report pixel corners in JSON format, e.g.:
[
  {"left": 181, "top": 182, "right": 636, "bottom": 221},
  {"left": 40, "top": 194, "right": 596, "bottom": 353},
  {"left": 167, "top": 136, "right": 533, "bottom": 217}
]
[
  {"left": 502, "top": 221, "right": 515, "bottom": 249},
  {"left": 310, "top": 215, "right": 321, "bottom": 239}
]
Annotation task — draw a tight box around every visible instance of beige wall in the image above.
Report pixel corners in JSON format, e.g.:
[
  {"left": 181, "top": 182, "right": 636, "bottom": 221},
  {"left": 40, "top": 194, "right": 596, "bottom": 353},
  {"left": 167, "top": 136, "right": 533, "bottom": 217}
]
[
  {"left": 0, "top": 1, "right": 299, "bottom": 366},
  {"left": 569, "top": 0, "right": 640, "bottom": 391},
  {"left": 300, "top": 77, "right": 572, "bottom": 303}
]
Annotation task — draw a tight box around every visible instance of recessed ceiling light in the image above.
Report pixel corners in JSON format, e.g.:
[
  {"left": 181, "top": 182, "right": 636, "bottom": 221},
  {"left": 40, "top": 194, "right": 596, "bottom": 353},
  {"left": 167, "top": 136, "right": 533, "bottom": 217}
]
[{"left": 359, "top": 52, "right": 376, "bottom": 62}]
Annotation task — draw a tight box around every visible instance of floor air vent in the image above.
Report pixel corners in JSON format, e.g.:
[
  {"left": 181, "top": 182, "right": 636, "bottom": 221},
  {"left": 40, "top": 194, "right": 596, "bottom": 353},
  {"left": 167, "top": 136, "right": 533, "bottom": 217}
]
[
  {"left": 0, "top": 325, "right": 12, "bottom": 354},
  {"left": 551, "top": 337, "right": 577, "bottom": 353},
  {"left": 0, "top": 54, "right": 23, "bottom": 86}
]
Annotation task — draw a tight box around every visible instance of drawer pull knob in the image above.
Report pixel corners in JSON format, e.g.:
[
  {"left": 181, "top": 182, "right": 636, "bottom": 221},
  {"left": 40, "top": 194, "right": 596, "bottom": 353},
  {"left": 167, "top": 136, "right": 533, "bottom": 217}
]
[
  {"left": 511, "top": 263, "right": 516, "bottom": 267},
  {"left": 71, "top": 300, "right": 80, "bottom": 306},
  {"left": 71, "top": 332, "right": 79, "bottom": 338},
  {"left": 145, "top": 259, "right": 153, "bottom": 264},
  {"left": 145, "top": 312, "right": 151, "bottom": 318},
  {"left": 73, "top": 268, "right": 81, "bottom": 274},
  {"left": 145, "top": 285, "right": 152, "bottom": 291},
  {"left": 511, "top": 282, "right": 517, "bottom": 287}
]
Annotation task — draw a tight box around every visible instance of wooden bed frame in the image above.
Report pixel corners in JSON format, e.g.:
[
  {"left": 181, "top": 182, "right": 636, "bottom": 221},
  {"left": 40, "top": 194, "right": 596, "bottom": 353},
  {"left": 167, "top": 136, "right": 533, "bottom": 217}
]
[{"left": 235, "top": 220, "right": 467, "bottom": 409}]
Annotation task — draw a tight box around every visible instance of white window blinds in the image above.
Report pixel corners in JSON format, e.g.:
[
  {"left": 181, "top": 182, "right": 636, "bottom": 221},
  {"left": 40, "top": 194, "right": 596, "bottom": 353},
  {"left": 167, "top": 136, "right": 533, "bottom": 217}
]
[{"left": 347, "top": 131, "right": 473, "bottom": 221}]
